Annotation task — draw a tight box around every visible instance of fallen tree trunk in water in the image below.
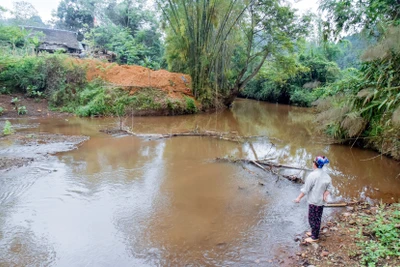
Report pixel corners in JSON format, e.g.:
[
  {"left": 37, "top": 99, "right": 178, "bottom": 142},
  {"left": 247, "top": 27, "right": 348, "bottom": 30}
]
[
  {"left": 215, "top": 157, "right": 311, "bottom": 184},
  {"left": 117, "top": 127, "right": 272, "bottom": 143}
]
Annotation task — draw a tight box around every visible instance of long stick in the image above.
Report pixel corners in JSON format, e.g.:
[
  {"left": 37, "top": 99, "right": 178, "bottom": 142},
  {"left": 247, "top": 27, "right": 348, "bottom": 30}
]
[{"left": 324, "top": 203, "right": 348, "bottom": 207}]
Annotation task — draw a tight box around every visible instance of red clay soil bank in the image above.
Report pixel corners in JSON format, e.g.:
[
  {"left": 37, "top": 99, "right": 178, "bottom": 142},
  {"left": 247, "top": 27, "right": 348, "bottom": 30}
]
[{"left": 73, "top": 59, "right": 192, "bottom": 98}]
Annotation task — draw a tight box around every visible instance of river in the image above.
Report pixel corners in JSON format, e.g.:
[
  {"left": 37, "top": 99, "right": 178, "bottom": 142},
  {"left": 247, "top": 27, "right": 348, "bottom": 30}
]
[{"left": 1, "top": 99, "right": 399, "bottom": 266}]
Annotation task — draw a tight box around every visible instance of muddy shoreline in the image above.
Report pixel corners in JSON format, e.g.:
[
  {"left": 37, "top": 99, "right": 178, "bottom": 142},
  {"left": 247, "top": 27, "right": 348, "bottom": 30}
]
[{"left": 0, "top": 132, "right": 89, "bottom": 170}]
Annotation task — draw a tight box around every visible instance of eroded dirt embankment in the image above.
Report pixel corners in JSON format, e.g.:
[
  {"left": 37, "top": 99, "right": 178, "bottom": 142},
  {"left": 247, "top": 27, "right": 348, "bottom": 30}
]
[{"left": 72, "top": 59, "right": 193, "bottom": 100}]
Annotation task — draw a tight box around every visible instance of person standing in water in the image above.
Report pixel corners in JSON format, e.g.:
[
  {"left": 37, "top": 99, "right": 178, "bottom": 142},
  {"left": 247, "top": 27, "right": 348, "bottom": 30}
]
[{"left": 294, "top": 156, "right": 333, "bottom": 243}]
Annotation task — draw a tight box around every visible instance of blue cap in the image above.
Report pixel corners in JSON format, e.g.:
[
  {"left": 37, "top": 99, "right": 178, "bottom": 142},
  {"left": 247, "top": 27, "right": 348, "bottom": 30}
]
[{"left": 314, "top": 156, "right": 329, "bottom": 168}]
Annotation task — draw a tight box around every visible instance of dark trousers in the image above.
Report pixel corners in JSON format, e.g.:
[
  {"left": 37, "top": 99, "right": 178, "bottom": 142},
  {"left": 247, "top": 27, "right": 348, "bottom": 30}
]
[{"left": 308, "top": 204, "right": 324, "bottom": 239}]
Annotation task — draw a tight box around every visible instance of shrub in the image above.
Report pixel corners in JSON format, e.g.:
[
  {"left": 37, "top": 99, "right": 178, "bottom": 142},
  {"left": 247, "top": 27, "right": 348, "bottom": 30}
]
[
  {"left": 166, "top": 99, "right": 184, "bottom": 114},
  {"left": 11, "top": 97, "right": 19, "bottom": 104},
  {"left": 184, "top": 96, "right": 197, "bottom": 113},
  {"left": 290, "top": 88, "right": 317, "bottom": 107},
  {"left": 0, "top": 87, "right": 11, "bottom": 94},
  {"left": 73, "top": 81, "right": 138, "bottom": 117},
  {"left": 26, "top": 85, "right": 43, "bottom": 98},
  {"left": 2, "top": 120, "right": 14, "bottom": 135},
  {"left": 357, "top": 203, "right": 400, "bottom": 266},
  {"left": 0, "top": 56, "right": 46, "bottom": 92},
  {"left": 0, "top": 54, "right": 87, "bottom": 104},
  {"left": 0, "top": 106, "right": 4, "bottom": 115},
  {"left": 17, "top": 106, "right": 27, "bottom": 115}
]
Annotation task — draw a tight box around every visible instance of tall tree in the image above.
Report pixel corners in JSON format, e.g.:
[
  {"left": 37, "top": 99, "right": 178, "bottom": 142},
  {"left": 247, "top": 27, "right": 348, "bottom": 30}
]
[
  {"left": 53, "top": 0, "right": 96, "bottom": 32},
  {"left": 158, "top": 0, "right": 309, "bottom": 107},
  {"left": 320, "top": 0, "right": 400, "bottom": 38},
  {"left": 84, "top": 0, "right": 164, "bottom": 67}
]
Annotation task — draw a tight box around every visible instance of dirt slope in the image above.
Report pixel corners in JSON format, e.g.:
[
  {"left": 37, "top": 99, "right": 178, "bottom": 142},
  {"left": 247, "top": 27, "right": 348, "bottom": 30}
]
[{"left": 72, "top": 59, "right": 192, "bottom": 99}]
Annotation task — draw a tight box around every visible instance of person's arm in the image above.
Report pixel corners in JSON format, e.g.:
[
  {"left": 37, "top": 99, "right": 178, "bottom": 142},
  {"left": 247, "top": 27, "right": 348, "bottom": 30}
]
[
  {"left": 324, "top": 179, "right": 334, "bottom": 202},
  {"left": 294, "top": 192, "right": 305, "bottom": 203},
  {"left": 293, "top": 175, "right": 314, "bottom": 203},
  {"left": 323, "top": 190, "right": 330, "bottom": 202}
]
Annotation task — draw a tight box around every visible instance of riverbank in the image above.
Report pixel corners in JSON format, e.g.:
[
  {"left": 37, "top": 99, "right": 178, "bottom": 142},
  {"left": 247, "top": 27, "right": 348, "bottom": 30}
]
[
  {"left": 0, "top": 55, "right": 200, "bottom": 118},
  {"left": 289, "top": 201, "right": 400, "bottom": 267},
  {"left": 0, "top": 93, "right": 68, "bottom": 119}
]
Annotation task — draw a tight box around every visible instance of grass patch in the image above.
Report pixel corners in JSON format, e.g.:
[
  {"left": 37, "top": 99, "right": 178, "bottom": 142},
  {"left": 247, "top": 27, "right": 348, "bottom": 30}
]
[{"left": 357, "top": 203, "right": 400, "bottom": 266}]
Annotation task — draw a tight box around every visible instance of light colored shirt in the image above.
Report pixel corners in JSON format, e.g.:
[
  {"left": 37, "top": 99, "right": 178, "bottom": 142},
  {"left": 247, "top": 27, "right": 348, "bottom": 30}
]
[{"left": 301, "top": 168, "right": 333, "bottom": 206}]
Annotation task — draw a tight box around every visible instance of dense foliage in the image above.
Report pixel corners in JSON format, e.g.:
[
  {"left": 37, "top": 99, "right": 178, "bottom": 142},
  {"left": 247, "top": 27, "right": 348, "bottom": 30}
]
[
  {"left": 158, "top": 0, "right": 310, "bottom": 108},
  {"left": 240, "top": 40, "right": 342, "bottom": 106},
  {"left": 53, "top": 0, "right": 164, "bottom": 68},
  {"left": 314, "top": 0, "right": 400, "bottom": 159}
]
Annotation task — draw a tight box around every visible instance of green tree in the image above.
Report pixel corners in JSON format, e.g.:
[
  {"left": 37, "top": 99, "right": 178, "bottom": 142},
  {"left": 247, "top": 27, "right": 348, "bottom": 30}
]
[
  {"left": 316, "top": 0, "right": 400, "bottom": 159},
  {"left": 0, "top": 25, "right": 29, "bottom": 51},
  {"left": 320, "top": 0, "right": 400, "bottom": 38},
  {"left": 53, "top": 0, "right": 95, "bottom": 33},
  {"left": 84, "top": 0, "right": 164, "bottom": 67},
  {"left": 159, "top": 0, "right": 309, "bottom": 108}
]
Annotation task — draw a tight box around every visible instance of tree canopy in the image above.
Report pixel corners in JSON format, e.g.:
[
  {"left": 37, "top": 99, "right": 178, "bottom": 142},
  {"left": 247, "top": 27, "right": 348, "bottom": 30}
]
[{"left": 158, "top": 0, "right": 310, "bottom": 107}]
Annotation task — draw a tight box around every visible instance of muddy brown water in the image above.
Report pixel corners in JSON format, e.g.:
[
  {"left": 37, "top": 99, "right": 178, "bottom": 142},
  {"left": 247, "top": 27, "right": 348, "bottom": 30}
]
[{"left": 1, "top": 99, "right": 399, "bottom": 266}]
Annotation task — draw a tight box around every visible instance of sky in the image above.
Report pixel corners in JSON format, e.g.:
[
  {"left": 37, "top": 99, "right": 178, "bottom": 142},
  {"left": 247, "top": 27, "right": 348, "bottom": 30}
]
[
  {"left": 2, "top": 0, "right": 319, "bottom": 23},
  {"left": 2, "top": 0, "right": 60, "bottom": 22}
]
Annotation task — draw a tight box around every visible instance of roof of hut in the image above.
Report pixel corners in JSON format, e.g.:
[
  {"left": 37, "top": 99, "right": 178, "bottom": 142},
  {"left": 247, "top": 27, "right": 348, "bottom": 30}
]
[{"left": 22, "top": 26, "right": 81, "bottom": 50}]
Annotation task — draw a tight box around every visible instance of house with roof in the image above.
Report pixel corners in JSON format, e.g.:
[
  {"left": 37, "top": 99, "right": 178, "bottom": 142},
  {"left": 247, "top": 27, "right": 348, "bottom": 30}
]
[{"left": 21, "top": 26, "right": 85, "bottom": 54}]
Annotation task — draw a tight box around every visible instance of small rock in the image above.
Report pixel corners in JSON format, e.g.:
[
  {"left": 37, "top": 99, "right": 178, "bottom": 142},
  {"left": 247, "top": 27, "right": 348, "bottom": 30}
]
[
  {"left": 321, "top": 250, "right": 329, "bottom": 257},
  {"left": 301, "top": 253, "right": 307, "bottom": 258},
  {"left": 330, "top": 227, "right": 338, "bottom": 231},
  {"left": 342, "top": 212, "right": 351, "bottom": 217},
  {"left": 296, "top": 252, "right": 301, "bottom": 256},
  {"left": 374, "top": 187, "right": 379, "bottom": 191},
  {"left": 346, "top": 206, "right": 354, "bottom": 211},
  {"left": 311, "top": 243, "right": 319, "bottom": 250},
  {"left": 258, "top": 181, "right": 265, "bottom": 186},
  {"left": 37, "top": 109, "right": 41, "bottom": 112},
  {"left": 322, "top": 228, "right": 328, "bottom": 233},
  {"left": 308, "top": 265, "right": 316, "bottom": 267},
  {"left": 294, "top": 237, "right": 301, "bottom": 242},
  {"left": 255, "top": 259, "right": 260, "bottom": 264}
]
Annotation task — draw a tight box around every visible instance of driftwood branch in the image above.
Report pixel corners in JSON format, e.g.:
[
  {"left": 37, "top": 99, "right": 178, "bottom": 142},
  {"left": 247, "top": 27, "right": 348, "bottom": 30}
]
[
  {"left": 216, "top": 157, "right": 311, "bottom": 184},
  {"left": 324, "top": 202, "right": 356, "bottom": 207},
  {"left": 217, "top": 158, "right": 312, "bottom": 171},
  {"left": 118, "top": 127, "right": 271, "bottom": 143}
]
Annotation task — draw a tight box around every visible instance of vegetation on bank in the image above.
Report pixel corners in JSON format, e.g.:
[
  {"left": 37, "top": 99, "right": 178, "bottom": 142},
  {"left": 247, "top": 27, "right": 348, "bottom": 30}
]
[
  {"left": 0, "top": 36, "right": 196, "bottom": 117},
  {"left": 242, "top": 0, "right": 400, "bottom": 159},
  {"left": 296, "top": 202, "right": 400, "bottom": 267},
  {"left": 357, "top": 203, "right": 400, "bottom": 266},
  {"left": 314, "top": 0, "right": 400, "bottom": 159}
]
